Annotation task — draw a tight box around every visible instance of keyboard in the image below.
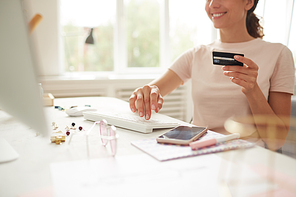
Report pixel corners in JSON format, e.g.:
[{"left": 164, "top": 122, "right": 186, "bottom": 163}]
[{"left": 83, "top": 111, "right": 179, "bottom": 133}]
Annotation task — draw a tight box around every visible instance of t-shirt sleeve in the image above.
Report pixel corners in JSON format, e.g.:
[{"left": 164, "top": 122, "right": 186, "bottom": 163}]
[
  {"left": 169, "top": 48, "right": 195, "bottom": 84},
  {"left": 270, "top": 45, "right": 295, "bottom": 95}
]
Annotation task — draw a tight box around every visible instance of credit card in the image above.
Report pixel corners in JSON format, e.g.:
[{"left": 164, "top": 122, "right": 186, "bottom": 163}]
[{"left": 212, "top": 51, "right": 244, "bottom": 66}]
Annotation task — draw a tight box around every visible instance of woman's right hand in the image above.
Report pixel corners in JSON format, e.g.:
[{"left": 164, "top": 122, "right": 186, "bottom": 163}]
[{"left": 129, "top": 85, "right": 164, "bottom": 120}]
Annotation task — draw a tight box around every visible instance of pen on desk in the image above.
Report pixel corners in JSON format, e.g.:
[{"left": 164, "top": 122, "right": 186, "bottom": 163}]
[{"left": 189, "top": 133, "right": 240, "bottom": 150}]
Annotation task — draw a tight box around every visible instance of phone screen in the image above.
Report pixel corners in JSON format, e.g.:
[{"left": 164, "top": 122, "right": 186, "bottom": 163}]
[{"left": 159, "top": 126, "right": 206, "bottom": 140}]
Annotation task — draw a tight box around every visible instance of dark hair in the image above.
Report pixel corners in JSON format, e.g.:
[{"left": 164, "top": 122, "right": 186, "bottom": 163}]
[{"left": 246, "top": 0, "right": 264, "bottom": 38}]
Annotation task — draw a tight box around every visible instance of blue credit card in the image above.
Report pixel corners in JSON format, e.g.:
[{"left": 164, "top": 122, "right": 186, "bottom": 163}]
[{"left": 212, "top": 51, "right": 244, "bottom": 66}]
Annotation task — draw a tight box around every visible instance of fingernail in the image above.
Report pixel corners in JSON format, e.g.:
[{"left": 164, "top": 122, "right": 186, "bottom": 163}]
[
  {"left": 234, "top": 55, "right": 240, "bottom": 59},
  {"left": 146, "top": 114, "right": 149, "bottom": 119},
  {"left": 151, "top": 104, "right": 156, "bottom": 110},
  {"left": 139, "top": 112, "right": 144, "bottom": 117}
]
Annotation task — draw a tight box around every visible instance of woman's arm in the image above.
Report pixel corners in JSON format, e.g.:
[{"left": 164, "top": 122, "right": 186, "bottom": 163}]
[
  {"left": 129, "top": 69, "right": 183, "bottom": 120},
  {"left": 246, "top": 86, "right": 291, "bottom": 150},
  {"left": 223, "top": 55, "right": 292, "bottom": 151}
]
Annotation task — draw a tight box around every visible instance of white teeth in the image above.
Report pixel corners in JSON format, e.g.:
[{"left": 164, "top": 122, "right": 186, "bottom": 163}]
[{"left": 213, "top": 13, "right": 224, "bottom": 17}]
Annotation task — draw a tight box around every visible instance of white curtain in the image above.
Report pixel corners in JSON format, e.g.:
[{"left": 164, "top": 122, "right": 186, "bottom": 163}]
[{"left": 258, "top": 0, "right": 295, "bottom": 46}]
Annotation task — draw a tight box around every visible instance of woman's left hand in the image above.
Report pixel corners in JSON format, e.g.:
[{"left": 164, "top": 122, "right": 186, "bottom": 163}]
[{"left": 222, "top": 55, "right": 259, "bottom": 95}]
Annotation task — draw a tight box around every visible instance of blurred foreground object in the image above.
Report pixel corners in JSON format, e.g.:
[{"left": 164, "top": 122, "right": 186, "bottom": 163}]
[
  {"left": 225, "top": 115, "right": 296, "bottom": 158},
  {"left": 224, "top": 116, "right": 257, "bottom": 138},
  {"left": 29, "top": 13, "right": 43, "bottom": 34}
]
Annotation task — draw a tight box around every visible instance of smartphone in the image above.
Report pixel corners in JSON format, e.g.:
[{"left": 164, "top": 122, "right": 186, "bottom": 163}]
[{"left": 156, "top": 126, "right": 207, "bottom": 145}]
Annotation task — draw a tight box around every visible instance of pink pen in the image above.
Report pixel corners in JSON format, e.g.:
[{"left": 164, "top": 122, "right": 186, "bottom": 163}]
[{"left": 189, "top": 133, "right": 240, "bottom": 150}]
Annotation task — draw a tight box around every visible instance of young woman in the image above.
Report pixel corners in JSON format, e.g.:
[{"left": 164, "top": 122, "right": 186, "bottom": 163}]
[{"left": 129, "top": 0, "right": 295, "bottom": 151}]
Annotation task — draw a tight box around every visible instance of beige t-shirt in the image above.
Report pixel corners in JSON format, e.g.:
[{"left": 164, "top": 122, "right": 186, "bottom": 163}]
[{"left": 170, "top": 38, "right": 295, "bottom": 145}]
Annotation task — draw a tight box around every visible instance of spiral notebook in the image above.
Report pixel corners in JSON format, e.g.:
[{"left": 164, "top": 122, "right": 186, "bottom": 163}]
[{"left": 131, "top": 131, "right": 255, "bottom": 161}]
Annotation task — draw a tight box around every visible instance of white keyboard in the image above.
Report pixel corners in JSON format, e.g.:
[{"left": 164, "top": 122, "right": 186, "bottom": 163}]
[{"left": 83, "top": 111, "right": 179, "bottom": 133}]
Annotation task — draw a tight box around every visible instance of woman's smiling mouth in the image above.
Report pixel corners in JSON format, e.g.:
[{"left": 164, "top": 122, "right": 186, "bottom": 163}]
[{"left": 212, "top": 12, "right": 227, "bottom": 19}]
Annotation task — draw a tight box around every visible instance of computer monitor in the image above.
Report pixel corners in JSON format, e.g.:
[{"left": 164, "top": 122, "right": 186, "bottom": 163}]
[{"left": 0, "top": 0, "right": 49, "bottom": 161}]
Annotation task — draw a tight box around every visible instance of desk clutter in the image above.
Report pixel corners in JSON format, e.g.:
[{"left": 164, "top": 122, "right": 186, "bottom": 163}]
[
  {"left": 132, "top": 130, "right": 254, "bottom": 161},
  {"left": 43, "top": 93, "right": 55, "bottom": 106},
  {"left": 50, "top": 122, "right": 84, "bottom": 145},
  {"left": 49, "top": 104, "right": 96, "bottom": 145},
  {"left": 53, "top": 104, "right": 97, "bottom": 117},
  {"left": 49, "top": 119, "right": 118, "bottom": 157}
]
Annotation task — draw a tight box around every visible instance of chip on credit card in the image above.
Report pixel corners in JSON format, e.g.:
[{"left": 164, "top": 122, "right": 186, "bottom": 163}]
[{"left": 212, "top": 51, "right": 244, "bottom": 66}]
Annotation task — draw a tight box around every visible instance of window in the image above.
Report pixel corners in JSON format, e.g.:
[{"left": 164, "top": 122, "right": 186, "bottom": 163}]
[
  {"left": 125, "top": 0, "right": 160, "bottom": 68},
  {"left": 169, "top": 0, "right": 213, "bottom": 62},
  {"left": 255, "top": 0, "right": 296, "bottom": 67},
  {"left": 60, "top": 0, "right": 214, "bottom": 74},
  {"left": 60, "top": 0, "right": 296, "bottom": 75},
  {"left": 287, "top": 1, "right": 296, "bottom": 66},
  {"left": 61, "top": 0, "right": 116, "bottom": 72}
]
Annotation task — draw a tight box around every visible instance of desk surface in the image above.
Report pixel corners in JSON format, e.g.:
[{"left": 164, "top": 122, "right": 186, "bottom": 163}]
[{"left": 1, "top": 97, "right": 296, "bottom": 197}]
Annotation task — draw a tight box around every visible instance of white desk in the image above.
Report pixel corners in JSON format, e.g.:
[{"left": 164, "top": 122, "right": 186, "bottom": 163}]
[{"left": 1, "top": 97, "right": 296, "bottom": 197}]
